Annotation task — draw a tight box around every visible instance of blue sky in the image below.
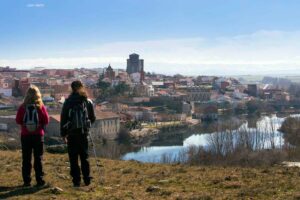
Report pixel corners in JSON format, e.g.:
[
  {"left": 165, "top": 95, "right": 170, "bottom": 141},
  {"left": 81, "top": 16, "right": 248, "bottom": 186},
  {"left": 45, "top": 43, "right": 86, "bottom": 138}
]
[{"left": 1, "top": 0, "right": 300, "bottom": 75}]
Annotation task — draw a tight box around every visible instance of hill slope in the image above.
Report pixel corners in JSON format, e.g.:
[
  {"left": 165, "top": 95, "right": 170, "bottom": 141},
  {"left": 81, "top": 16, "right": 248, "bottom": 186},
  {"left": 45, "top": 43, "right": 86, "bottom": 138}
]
[{"left": 0, "top": 151, "right": 300, "bottom": 199}]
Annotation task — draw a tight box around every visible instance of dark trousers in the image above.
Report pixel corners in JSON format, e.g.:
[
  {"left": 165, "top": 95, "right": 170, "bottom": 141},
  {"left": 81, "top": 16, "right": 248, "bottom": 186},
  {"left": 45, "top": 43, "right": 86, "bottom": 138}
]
[
  {"left": 67, "top": 133, "right": 90, "bottom": 184},
  {"left": 21, "top": 135, "right": 44, "bottom": 184}
]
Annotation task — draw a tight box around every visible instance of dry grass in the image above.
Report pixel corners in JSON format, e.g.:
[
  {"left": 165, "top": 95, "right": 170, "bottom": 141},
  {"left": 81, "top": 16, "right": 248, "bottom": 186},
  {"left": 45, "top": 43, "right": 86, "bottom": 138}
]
[{"left": 0, "top": 150, "right": 300, "bottom": 199}]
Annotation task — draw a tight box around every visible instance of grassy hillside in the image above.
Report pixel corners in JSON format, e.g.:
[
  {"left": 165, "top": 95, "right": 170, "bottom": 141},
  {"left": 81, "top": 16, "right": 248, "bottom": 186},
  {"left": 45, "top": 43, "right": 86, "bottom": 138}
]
[{"left": 0, "top": 150, "right": 300, "bottom": 200}]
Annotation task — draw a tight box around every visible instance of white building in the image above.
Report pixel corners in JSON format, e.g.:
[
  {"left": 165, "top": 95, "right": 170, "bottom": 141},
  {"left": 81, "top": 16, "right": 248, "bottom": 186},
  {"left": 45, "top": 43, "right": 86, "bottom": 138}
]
[
  {"left": 147, "top": 85, "right": 155, "bottom": 97},
  {"left": 0, "top": 88, "right": 12, "bottom": 97},
  {"left": 130, "top": 72, "right": 142, "bottom": 83},
  {"left": 93, "top": 112, "right": 120, "bottom": 140}
]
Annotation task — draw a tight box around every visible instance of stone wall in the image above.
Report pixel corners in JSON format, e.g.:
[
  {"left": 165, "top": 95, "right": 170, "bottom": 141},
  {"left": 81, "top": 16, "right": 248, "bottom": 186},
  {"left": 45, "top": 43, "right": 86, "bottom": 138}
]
[{"left": 90, "top": 118, "right": 120, "bottom": 140}]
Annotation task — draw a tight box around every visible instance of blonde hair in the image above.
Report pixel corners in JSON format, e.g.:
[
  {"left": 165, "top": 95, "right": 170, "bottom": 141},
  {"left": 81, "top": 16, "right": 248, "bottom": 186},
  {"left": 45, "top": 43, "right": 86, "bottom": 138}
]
[{"left": 23, "top": 85, "right": 44, "bottom": 108}]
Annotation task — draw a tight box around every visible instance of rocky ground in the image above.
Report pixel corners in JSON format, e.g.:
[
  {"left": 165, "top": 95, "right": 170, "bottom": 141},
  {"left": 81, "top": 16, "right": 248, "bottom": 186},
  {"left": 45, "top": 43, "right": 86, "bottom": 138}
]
[{"left": 1, "top": 150, "right": 300, "bottom": 199}]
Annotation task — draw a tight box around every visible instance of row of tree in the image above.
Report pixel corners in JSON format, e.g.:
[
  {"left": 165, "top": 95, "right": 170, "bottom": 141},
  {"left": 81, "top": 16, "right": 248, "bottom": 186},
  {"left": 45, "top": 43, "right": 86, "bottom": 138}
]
[{"left": 97, "top": 80, "right": 130, "bottom": 101}]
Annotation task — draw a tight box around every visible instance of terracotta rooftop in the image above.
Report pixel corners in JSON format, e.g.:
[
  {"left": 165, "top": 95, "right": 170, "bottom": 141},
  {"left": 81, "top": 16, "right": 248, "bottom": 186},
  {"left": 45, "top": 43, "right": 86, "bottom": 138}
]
[
  {"left": 95, "top": 111, "right": 119, "bottom": 120},
  {"left": 50, "top": 112, "right": 119, "bottom": 122},
  {"left": 50, "top": 114, "right": 61, "bottom": 122}
]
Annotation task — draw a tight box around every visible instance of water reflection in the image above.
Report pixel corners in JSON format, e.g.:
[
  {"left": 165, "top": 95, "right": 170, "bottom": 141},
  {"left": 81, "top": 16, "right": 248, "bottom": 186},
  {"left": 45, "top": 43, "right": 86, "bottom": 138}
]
[{"left": 122, "top": 114, "right": 300, "bottom": 163}]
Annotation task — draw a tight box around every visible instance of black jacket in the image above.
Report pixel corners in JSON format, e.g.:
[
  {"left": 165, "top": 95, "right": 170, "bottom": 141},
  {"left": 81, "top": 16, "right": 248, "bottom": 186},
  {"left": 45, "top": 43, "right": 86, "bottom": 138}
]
[{"left": 60, "top": 93, "right": 96, "bottom": 137}]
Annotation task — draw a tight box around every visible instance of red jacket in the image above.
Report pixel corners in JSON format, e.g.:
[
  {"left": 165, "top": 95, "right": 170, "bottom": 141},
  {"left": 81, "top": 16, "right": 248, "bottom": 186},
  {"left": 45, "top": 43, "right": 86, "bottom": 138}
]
[{"left": 16, "top": 104, "right": 49, "bottom": 136}]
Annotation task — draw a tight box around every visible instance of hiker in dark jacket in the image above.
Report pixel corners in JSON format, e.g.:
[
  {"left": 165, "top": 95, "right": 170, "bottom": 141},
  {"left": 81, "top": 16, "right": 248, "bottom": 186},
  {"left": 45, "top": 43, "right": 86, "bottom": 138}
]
[{"left": 60, "top": 80, "right": 96, "bottom": 187}]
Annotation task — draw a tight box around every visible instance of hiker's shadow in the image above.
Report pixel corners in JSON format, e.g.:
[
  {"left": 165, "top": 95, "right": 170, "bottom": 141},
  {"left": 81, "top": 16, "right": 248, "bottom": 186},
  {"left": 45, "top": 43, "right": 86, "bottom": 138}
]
[{"left": 0, "top": 185, "right": 49, "bottom": 199}]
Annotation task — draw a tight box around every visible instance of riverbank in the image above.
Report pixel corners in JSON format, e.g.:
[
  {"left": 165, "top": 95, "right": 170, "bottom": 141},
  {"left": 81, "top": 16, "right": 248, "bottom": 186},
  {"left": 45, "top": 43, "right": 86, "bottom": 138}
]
[
  {"left": 1, "top": 150, "right": 300, "bottom": 199},
  {"left": 128, "top": 122, "right": 193, "bottom": 146},
  {"left": 129, "top": 128, "right": 160, "bottom": 144},
  {"left": 122, "top": 113, "right": 300, "bottom": 163}
]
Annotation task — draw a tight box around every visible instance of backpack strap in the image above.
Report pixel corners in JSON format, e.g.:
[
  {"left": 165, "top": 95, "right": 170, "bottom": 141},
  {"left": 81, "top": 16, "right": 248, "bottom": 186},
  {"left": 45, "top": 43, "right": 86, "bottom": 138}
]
[
  {"left": 23, "top": 105, "right": 27, "bottom": 124},
  {"left": 33, "top": 105, "right": 39, "bottom": 129}
]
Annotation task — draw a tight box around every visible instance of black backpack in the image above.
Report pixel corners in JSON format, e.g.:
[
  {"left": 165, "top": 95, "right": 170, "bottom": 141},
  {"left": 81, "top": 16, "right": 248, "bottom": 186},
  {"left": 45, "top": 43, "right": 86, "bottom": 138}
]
[
  {"left": 23, "top": 104, "right": 39, "bottom": 133},
  {"left": 67, "top": 101, "right": 91, "bottom": 131}
]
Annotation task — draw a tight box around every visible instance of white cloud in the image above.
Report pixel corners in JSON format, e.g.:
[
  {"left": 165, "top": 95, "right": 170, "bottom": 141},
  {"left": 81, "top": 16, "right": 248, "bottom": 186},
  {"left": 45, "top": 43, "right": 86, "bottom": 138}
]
[
  {"left": 2, "top": 30, "right": 300, "bottom": 75},
  {"left": 26, "top": 3, "right": 45, "bottom": 8}
]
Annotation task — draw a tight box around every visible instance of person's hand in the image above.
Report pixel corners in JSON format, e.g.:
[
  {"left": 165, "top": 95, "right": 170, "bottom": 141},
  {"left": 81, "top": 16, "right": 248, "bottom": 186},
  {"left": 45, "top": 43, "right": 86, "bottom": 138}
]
[{"left": 63, "top": 137, "right": 68, "bottom": 144}]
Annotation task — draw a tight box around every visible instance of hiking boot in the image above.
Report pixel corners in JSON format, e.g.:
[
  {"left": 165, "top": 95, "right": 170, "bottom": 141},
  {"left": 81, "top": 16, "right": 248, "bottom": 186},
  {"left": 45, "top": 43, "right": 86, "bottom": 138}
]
[
  {"left": 84, "top": 176, "right": 93, "bottom": 186},
  {"left": 73, "top": 182, "right": 80, "bottom": 187},
  {"left": 23, "top": 182, "right": 31, "bottom": 187},
  {"left": 84, "top": 179, "right": 91, "bottom": 186},
  {"left": 36, "top": 180, "right": 46, "bottom": 187}
]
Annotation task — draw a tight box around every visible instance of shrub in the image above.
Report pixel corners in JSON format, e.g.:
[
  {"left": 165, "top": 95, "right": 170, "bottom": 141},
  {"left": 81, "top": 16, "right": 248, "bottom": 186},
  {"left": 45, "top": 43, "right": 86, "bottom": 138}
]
[
  {"left": 117, "top": 127, "right": 131, "bottom": 143},
  {"left": 46, "top": 144, "right": 68, "bottom": 154},
  {"left": 279, "top": 117, "right": 300, "bottom": 146}
]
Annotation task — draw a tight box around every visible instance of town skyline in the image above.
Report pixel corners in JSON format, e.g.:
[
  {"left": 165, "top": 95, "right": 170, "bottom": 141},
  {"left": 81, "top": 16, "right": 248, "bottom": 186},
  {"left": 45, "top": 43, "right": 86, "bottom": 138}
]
[{"left": 3, "top": 51, "right": 300, "bottom": 77}]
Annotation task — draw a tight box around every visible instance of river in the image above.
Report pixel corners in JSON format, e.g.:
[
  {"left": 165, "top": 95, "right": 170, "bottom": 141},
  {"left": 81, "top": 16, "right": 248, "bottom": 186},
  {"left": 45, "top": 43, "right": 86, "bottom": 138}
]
[{"left": 121, "top": 113, "right": 300, "bottom": 163}]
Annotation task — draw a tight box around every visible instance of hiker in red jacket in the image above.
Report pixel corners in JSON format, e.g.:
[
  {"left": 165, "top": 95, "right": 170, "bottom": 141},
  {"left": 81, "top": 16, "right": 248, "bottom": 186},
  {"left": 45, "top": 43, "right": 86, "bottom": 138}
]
[{"left": 16, "top": 85, "right": 49, "bottom": 187}]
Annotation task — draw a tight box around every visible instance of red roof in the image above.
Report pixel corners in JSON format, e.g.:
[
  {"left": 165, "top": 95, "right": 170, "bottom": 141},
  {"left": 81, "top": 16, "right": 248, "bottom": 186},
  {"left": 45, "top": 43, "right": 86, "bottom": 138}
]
[
  {"left": 50, "top": 115, "right": 61, "bottom": 122},
  {"left": 95, "top": 111, "right": 119, "bottom": 120}
]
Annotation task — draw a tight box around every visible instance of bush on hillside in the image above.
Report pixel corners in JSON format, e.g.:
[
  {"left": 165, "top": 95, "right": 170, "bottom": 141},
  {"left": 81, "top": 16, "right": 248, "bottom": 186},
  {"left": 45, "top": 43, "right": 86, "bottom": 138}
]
[{"left": 279, "top": 117, "right": 300, "bottom": 146}]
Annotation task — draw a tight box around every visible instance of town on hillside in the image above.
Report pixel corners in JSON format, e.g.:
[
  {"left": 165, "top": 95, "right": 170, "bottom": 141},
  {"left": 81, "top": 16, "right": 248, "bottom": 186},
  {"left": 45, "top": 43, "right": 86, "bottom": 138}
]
[{"left": 0, "top": 53, "right": 299, "bottom": 142}]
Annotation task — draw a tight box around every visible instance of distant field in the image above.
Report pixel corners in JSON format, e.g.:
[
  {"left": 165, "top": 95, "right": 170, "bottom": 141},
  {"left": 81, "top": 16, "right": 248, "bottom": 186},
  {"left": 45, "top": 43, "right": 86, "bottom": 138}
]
[
  {"left": 0, "top": 109, "right": 61, "bottom": 116},
  {"left": 231, "top": 75, "right": 264, "bottom": 84},
  {"left": 232, "top": 75, "right": 300, "bottom": 84},
  {"left": 282, "top": 76, "right": 300, "bottom": 83},
  {"left": 0, "top": 110, "right": 16, "bottom": 116}
]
